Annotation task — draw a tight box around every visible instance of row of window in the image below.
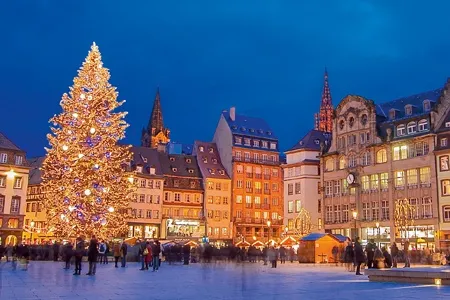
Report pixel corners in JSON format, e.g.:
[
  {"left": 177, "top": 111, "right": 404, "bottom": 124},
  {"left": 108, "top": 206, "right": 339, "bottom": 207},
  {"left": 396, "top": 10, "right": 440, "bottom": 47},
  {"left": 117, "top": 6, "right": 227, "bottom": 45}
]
[
  {"left": 130, "top": 209, "right": 160, "bottom": 219},
  {"left": 164, "top": 179, "right": 200, "bottom": 189},
  {"left": 26, "top": 202, "right": 43, "bottom": 213},
  {"left": 325, "top": 142, "right": 430, "bottom": 171},
  {"left": 206, "top": 210, "right": 229, "bottom": 220},
  {"left": 0, "top": 195, "right": 21, "bottom": 213},
  {"left": 336, "top": 132, "right": 371, "bottom": 150},
  {"left": 235, "top": 211, "right": 280, "bottom": 220},
  {"left": 234, "top": 151, "right": 279, "bottom": 163},
  {"left": 235, "top": 180, "right": 279, "bottom": 192},
  {"left": 207, "top": 227, "right": 229, "bottom": 236},
  {"left": 287, "top": 218, "right": 323, "bottom": 230},
  {"left": 0, "top": 176, "right": 23, "bottom": 189},
  {"left": 0, "top": 153, "right": 24, "bottom": 165},
  {"left": 234, "top": 136, "right": 277, "bottom": 150},
  {"left": 206, "top": 196, "right": 229, "bottom": 205},
  {"left": 396, "top": 119, "right": 429, "bottom": 137},
  {"left": 390, "top": 101, "right": 432, "bottom": 120},
  {"left": 236, "top": 165, "right": 279, "bottom": 178},
  {"left": 162, "top": 208, "right": 202, "bottom": 218},
  {"left": 235, "top": 195, "right": 279, "bottom": 206},
  {"left": 287, "top": 200, "right": 303, "bottom": 213},
  {"left": 164, "top": 192, "right": 202, "bottom": 203},
  {"left": 206, "top": 181, "right": 230, "bottom": 191},
  {"left": 131, "top": 194, "right": 161, "bottom": 204},
  {"left": 138, "top": 179, "right": 162, "bottom": 189},
  {"left": 338, "top": 114, "right": 368, "bottom": 131},
  {"left": 287, "top": 182, "right": 301, "bottom": 195},
  {"left": 1, "top": 218, "right": 20, "bottom": 229}
]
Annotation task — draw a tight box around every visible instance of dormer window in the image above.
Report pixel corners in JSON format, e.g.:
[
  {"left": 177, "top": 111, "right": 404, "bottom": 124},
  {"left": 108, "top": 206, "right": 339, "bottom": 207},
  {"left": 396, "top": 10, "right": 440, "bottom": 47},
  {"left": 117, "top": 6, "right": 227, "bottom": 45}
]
[
  {"left": 253, "top": 140, "right": 260, "bottom": 147},
  {"left": 270, "top": 142, "right": 277, "bottom": 149},
  {"left": 203, "top": 157, "right": 207, "bottom": 163},
  {"left": 389, "top": 109, "right": 396, "bottom": 120},
  {"left": 405, "top": 105, "right": 412, "bottom": 116},
  {"left": 240, "top": 127, "right": 246, "bottom": 131},
  {"left": 209, "top": 147, "right": 214, "bottom": 153},
  {"left": 445, "top": 122, "right": 450, "bottom": 128},
  {"left": 219, "top": 170, "right": 225, "bottom": 175},
  {"left": 142, "top": 157, "right": 148, "bottom": 163},
  {"left": 149, "top": 167, "right": 156, "bottom": 175},
  {"left": 250, "top": 129, "right": 255, "bottom": 133},
  {"left": 188, "top": 169, "right": 194, "bottom": 174},
  {"left": 212, "top": 158, "right": 218, "bottom": 164},
  {"left": 262, "top": 141, "right": 268, "bottom": 148},
  {"left": 407, "top": 121, "right": 417, "bottom": 134},
  {"left": 186, "top": 158, "right": 192, "bottom": 163},
  {"left": 423, "top": 100, "right": 431, "bottom": 112},
  {"left": 396, "top": 124, "right": 406, "bottom": 136},
  {"left": 172, "top": 167, "right": 177, "bottom": 172},
  {"left": 267, "top": 131, "right": 272, "bottom": 136},
  {"left": 314, "top": 139, "right": 320, "bottom": 145},
  {"left": 244, "top": 138, "right": 251, "bottom": 146},
  {"left": 231, "top": 125, "right": 238, "bottom": 130},
  {"left": 210, "top": 169, "right": 215, "bottom": 175},
  {"left": 199, "top": 146, "right": 204, "bottom": 152},
  {"left": 418, "top": 119, "right": 429, "bottom": 131},
  {"left": 136, "top": 166, "right": 143, "bottom": 173},
  {"left": 169, "top": 157, "right": 175, "bottom": 162},
  {"left": 235, "top": 137, "right": 242, "bottom": 144},
  {"left": 258, "top": 129, "right": 264, "bottom": 134}
]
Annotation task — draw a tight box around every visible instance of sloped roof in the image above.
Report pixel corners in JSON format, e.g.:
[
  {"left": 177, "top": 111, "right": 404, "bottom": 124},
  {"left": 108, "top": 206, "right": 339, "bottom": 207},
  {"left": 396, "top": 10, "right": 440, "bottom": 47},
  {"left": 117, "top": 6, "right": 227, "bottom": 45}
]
[
  {"left": 332, "top": 234, "right": 350, "bottom": 242},
  {"left": 0, "top": 132, "right": 22, "bottom": 151},
  {"left": 287, "top": 129, "right": 331, "bottom": 152},
  {"left": 376, "top": 88, "right": 442, "bottom": 119},
  {"left": 193, "top": 141, "right": 230, "bottom": 179},
  {"left": 28, "top": 156, "right": 45, "bottom": 185},
  {"left": 130, "top": 146, "right": 164, "bottom": 176},
  {"left": 222, "top": 110, "right": 277, "bottom": 140},
  {"left": 300, "top": 233, "right": 340, "bottom": 242},
  {"left": 158, "top": 153, "right": 202, "bottom": 178}
]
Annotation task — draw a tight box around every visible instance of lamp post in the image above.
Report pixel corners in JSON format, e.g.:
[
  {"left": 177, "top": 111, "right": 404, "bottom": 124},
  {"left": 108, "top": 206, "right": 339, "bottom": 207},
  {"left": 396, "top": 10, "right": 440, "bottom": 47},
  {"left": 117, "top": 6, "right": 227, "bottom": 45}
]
[
  {"left": 375, "top": 222, "right": 380, "bottom": 248},
  {"left": 267, "top": 220, "right": 272, "bottom": 244},
  {"left": 352, "top": 211, "right": 358, "bottom": 240},
  {"left": 30, "top": 220, "right": 35, "bottom": 245}
]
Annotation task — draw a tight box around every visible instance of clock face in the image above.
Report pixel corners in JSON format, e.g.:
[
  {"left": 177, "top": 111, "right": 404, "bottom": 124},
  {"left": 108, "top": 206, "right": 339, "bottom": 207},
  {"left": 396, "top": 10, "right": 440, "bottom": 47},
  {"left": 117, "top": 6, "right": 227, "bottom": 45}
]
[{"left": 346, "top": 173, "right": 355, "bottom": 184}]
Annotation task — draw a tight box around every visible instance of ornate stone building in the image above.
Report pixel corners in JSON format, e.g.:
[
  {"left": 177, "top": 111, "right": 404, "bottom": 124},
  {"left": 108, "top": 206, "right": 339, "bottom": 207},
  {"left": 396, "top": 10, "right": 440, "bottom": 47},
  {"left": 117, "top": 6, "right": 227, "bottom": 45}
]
[
  {"left": 0, "top": 132, "right": 29, "bottom": 245},
  {"left": 127, "top": 147, "right": 164, "bottom": 239},
  {"left": 159, "top": 153, "right": 205, "bottom": 240},
  {"left": 141, "top": 88, "right": 170, "bottom": 148},
  {"left": 283, "top": 130, "right": 330, "bottom": 236},
  {"left": 314, "top": 69, "right": 334, "bottom": 133},
  {"left": 321, "top": 83, "right": 450, "bottom": 249},
  {"left": 213, "top": 107, "right": 283, "bottom": 244}
]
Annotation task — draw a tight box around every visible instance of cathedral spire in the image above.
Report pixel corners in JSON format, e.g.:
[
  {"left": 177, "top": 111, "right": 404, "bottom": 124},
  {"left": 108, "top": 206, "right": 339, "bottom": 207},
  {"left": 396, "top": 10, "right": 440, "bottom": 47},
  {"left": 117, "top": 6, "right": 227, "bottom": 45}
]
[
  {"left": 141, "top": 88, "right": 170, "bottom": 148},
  {"left": 315, "top": 68, "right": 334, "bottom": 133}
]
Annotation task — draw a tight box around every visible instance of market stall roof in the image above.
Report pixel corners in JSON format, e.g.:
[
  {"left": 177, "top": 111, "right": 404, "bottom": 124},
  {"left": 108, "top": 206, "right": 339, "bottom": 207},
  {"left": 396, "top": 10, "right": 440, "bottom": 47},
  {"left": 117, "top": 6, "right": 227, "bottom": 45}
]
[
  {"left": 235, "top": 240, "right": 250, "bottom": 247},
  {"left": 124, "top": 237, "right": 138, "bottom": 245},
  {"left": 251, "top": 240, "right": 264, "bottom": 247},
  {"left": 280, "top": 236, "right": 297, "bottom": 246},
  {"left": 265, "top": 239, "right": 278, "bottom": 245},
  {"left": 332, "top": 234, "right": 350, "bottom": 242},
  {"left": 185, "top": 240, "right": 198, "bottom": 247},
  {"left": 300, "top": 233, "right": 340, "bottom": 242}
]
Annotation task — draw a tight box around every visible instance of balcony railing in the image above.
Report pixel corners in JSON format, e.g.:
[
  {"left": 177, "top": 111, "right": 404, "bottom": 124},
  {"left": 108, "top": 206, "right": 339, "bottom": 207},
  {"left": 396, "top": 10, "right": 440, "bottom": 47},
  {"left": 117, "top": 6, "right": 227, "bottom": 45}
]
[
  {"left": 261, "top": 204, "right": 271, "bottom": 210},
  {"left": 233, "top": 157, "right": 280, "bottom": 166},
  {"left": 255, "top": 174, "right": 262, "bottom": 179},
  {"left": 245, "top": 203, "right": 252, "bottom": 209},
  {"left": 246, "top": 188, "right": 253, "bottom": 193},
  {"left": 255, "top": 188, "right": 262, "bottom": 194},
  {"left": 264, "top": 175, "right": 271, "bottom": 180},
  {"left": 263, "top": 189, "right": 271, "bottom": 194},
  {"left": 246, "top": 173, "right": 253, "bottom": 178},
  {"left": 234, "top": 217, "right": 283, "bottom": 225}
]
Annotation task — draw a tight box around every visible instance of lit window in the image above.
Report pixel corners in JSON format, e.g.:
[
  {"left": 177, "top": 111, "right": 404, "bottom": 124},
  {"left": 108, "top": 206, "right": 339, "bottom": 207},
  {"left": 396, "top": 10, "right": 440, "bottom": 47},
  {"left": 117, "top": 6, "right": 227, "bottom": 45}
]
[
  {"left": 261, "top": 141, "right": 268, "bottom": 148},
  {"left": 270, "top": 142, "right": 277, "bottom": 150},
  {"left": 376, "top": 149, "right": 387, "bottom": 163},
  {"left": 253, "top": 140, "right": 260, "bottom": 147},
  {"left": 407, "top": 122, "right": 417, "bottom": 134},
  {"left": 443, "top": 206, "right": 450, "bottom": 222},
  {"left": 397, "top": 124, "right": 406, "bottom": 136},
  {"left": 361, "top": 176, "right": 370, "bottom": 191},
  {"left": 339, "top": 157, "right": 346, "bottom": 169},
  {"left": 442, "top": 180, "right": 450, "bottom": 196},
  {"left": 418, "top": 119, "right": 429, "bottom": 131},
  {"left": 244, "top": 138, "right": 251, "bottom": 146},
  {"left": 235, "top": 137, "right": 242, "bottom": 144},
  {"left": 441, "top": 138, "right": 448, "bottom": 147},
  {"left": 394, "top": 171, "right": 404, "bottom": 188}
]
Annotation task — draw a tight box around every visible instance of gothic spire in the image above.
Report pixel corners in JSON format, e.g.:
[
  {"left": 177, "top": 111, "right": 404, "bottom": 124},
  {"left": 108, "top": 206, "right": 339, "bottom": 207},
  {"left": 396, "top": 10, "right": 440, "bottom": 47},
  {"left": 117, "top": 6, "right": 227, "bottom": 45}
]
[
  {"left": 321, "top": 68, "right": 332, "bottom": 107},
  {"left": 315, "top": 68, "right": 334, "bottom": 133},
  {"left": 148, "top": 87, "right": 164, "bottom": 133}
]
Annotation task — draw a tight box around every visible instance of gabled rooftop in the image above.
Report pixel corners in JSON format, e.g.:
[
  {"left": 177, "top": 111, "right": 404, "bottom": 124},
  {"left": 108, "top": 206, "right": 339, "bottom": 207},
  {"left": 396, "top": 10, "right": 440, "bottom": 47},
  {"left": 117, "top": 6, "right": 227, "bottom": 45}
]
[
  {"left": 193, "top": 141, "right": 230, "bottom": 179},
  {"left": 28, "top": 156, "right": 45, "bottom": 185},
  {"left": 0, "top": 132, "right": 22, "bottom": 152},
  {"left": 130, "top": 146, "right": 164, "bottom": 176},
  {"left": 222, "top": 108, "right": 277, "bottom": 140},
  {"left": 158, "top": 153, "right": 202, "bottom": 178},
  {"left": 287, "top": 129, "right": 331, "bottom": 153}
]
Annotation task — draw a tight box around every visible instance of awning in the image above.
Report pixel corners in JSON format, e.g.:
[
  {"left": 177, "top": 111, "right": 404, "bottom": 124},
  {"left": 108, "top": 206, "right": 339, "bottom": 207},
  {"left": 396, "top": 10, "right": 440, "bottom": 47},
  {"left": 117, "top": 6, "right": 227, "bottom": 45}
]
[
  {"left": 251, "top": 240, "right": 265, "bottom": 247},
  {"left": 280, "top": 236, "right": 297, "bottom": 246},
  {"left": 235, "top": 240, "right": 251, "bottom": 247},
  {"left": 266, "top": 239, "right": 278, "bottom": 246}
]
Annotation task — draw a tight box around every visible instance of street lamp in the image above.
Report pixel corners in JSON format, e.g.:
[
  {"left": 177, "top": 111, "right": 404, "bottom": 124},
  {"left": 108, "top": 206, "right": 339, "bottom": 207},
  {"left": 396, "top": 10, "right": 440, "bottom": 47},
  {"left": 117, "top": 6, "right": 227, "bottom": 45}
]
[
  {"left": 30, "top": 220, "right": 35, "bottom": 245},
  {"left": 352, "top": 211, "right": 358, "bottom": 240},
  {"left": 267, "top": 220, "right": 271, "bottom": 244},
  {"left": 284, "top": 226, "right": 288, "bottom": 236},
  {"left": 375, "top": 222, "right": 380, "bottom": 248}
]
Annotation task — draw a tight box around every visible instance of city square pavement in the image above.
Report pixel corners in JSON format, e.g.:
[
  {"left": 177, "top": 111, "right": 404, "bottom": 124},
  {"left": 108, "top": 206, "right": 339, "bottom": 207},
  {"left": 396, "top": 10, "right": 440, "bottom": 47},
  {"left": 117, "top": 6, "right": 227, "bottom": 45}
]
[{"left": 1, "top": 261, "right": 450, "bottom": 300}]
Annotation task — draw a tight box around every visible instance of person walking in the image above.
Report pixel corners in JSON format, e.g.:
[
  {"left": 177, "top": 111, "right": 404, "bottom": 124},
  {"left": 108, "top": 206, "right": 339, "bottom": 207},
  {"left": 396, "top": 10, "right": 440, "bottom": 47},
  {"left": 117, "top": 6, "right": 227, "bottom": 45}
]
[
  {"left": 152, "top": 240, "right": 161, "bottom": 271},
  {"left": 403, "top": 240, "right": 411, "bottom": 268},
  {"left": 344, "top": 242, "right": 354, "bottom": 272},
  {"left": 113, "top": 242, "right": 121, "bottom": 268},
  {"left": 138, "top": 240, "right": 146, "bottom": 270},
  {"left": 53, "top": 241, "right": 60, "bottom": 262},
  {"left": 365, "top": 239, "right": 376, "bottom": 269},
  {"left": 144, "top": 241, "right": 152, "bottom": 270},
  {"left": 86, "top": 236, "right": 98, "bottom": 275},
  {"left": 63, "top": 242, "right": 73, "bottom": 270},
  {"left": 390, "top": 243, "right": 399, "bottom": 268},
  {"left": 279, "top": 246, "right": 286, "bottom": 264},
  {"left": 353, "top": 237, "right": 365, "bottom": 275},
  {"left": 120, "top": 241, "right": 128, "bottom": 267},
  {"left": 73, "top": 237, "right": 84, "bottom": 276},
  {"left": 98, "top": 240, "right": 106, "bottom": 264}
]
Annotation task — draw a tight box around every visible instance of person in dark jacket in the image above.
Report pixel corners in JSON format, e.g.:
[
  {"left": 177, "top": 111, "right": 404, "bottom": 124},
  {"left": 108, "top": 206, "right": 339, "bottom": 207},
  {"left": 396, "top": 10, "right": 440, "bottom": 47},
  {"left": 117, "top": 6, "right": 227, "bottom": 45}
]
[
  {"left": 73, "top": 237, "right": 84, "bottom": 276},
  {"left": 390, "top": 243, "right": 399, "bottom": 268},
  {"left": 344, "top": 243, "right": 355, "bottom": 272},
  {"left": 182, "top": 243, "right": 191, "bottom": 265},
  {"left": 53, "top": 241, "right": 60, "bottom": 261},
  {"left": 279, "top": 246, "right": 286, "bottom": 264},
  {"left": 365, "top": 239, "right": 376, "bottom": 268},
  {"left": 120, "top": 242, "right": 128, "bottom": 267},
  {"left": 63, "top": 242, "right": 73, "bottom": 270},
  {"left": 152, "top": 240, "right": 161, "bottom": 271},
  {"left": 86, "top": 236, "right": 98, "bottom": 275},
  {"left": 382, "top": 247, "right": 392, "bottom": 268},
  {"left": 353, "top": 237, "right": 365, "bottom": 275}
]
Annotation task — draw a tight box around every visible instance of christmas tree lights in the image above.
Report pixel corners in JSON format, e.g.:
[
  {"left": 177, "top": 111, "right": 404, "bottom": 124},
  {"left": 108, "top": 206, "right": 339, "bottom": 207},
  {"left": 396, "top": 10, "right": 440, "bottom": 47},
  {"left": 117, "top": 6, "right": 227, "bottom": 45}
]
[{"left": 42, "top": 43, "right": 134, "bottom": 239}]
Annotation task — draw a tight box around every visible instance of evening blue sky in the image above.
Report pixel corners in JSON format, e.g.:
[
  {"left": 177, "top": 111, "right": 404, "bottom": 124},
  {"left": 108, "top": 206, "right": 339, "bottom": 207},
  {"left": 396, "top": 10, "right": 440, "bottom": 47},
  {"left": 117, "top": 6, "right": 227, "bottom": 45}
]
[{"left": 2, "top": 1, "right": 450, "bottom": 157}]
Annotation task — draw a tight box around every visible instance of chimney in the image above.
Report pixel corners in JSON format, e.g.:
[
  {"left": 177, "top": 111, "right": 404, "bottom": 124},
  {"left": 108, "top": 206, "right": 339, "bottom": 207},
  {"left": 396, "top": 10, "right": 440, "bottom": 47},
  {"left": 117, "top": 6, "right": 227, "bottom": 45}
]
[
  {"left": 230, "top": 107, "right": 236, "bottom": 121},
  {"left": 157, "top": 143, "right": 166, "bottom": 153}
]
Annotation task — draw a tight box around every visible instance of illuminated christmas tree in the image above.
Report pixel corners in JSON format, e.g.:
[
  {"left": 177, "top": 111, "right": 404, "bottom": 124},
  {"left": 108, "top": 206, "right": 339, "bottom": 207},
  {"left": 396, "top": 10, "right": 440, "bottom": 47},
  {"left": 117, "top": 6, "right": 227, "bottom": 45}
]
[{"left": 42, "top": 43, "right": 134, "bottom": 239}]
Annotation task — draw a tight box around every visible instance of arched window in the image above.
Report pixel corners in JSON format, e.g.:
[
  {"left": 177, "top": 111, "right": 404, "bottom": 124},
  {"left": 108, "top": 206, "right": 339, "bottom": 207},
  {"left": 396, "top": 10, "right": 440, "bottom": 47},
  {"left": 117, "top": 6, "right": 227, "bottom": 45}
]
[
  {"left": 348, "top": 155, "right": 357, "bottom": 168},
  {"left": 376, "top": 149, "right": 387, "bottom": 164},
  {"left": 325, "top": 159, "right": 334, "bottom": 172},
  {"left": 418, "top": 119, "right": 429, "bottom": 131},
  {"left": 339, "top": 157, "right": 346, "bottom": 170},
  {"left": 361, "top": 152, "right": 371, "bottom": 166},
  {"left": 407, "top": 122, "right": 417, "bottom": 134},
  {"left": 396, "top": 124, "right": 406, "bottom": 136}
]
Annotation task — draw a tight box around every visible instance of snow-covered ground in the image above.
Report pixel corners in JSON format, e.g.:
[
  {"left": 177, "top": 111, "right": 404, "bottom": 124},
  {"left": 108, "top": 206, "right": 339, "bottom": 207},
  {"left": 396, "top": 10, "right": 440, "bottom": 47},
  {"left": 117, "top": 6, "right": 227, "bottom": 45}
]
[{"left": 1, "top": 261, "right": 450, "bottom": 299}]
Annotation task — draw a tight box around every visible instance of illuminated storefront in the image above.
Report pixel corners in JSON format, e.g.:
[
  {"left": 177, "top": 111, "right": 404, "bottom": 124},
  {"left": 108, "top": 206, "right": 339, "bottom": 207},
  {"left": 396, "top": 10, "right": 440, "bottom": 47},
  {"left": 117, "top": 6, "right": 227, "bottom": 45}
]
[
  {"left": 165, "top": 219, "right": 205, "bottom": 239},
  {"left": 128, "top": 224, "right": 160, "bottom": 239},
  {"left": 361, "top": 227, "right": 391, "bottom": 247},
  {"left": 395, "top": 225, "right": 436, "bottom": 249}
]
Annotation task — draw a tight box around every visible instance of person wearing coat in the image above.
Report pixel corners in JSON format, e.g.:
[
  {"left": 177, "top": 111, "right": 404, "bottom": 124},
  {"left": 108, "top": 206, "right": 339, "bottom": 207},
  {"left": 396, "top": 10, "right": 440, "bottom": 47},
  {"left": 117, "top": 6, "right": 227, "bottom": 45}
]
[
  {"left": 353, "top": 237, "right": 365, "bottom": 275},
  {"left": 73, "top": 237, "right": 84, "bottom": 276},
  {"left": 144, "top": 242, "right": 152, "bottom": 270},
  {"left": 86, "top": 236, "right": 98, "bottom": 275},
  {"left": 63, "top": 242, "right": 73, "bottom": 270},
  {"left": 390, "top": 243, "right": 399, "bottom": 268},
  {"left": 113, "top": 242, "right": 121, "bottom": 268},
  {"left": 267, "top": 246, "right": 278, "bottom": 268}
]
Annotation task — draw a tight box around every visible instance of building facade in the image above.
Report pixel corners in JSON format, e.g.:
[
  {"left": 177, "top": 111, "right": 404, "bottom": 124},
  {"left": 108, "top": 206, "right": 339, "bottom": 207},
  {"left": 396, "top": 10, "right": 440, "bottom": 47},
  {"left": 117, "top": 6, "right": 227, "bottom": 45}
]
[
  {"left": 141, "top": 88, "right": 171, "bottom": 148},
  {"left": 159, "top": 153, "right": 205, "bottom": 240},
  {"left": 322, "top": 85, "right": 450, "bottom": 249},
  {"left": 214, "top": 107, "right": 283, "bottom": 243},
  {"left": 128, "top": 147, "right": 164, "bottom": 239},
  {"left": 0, "top": 132, "right": 29, "bottom": 245},
  {"left": 193, "top": 141, "right": 232, "bottom": 244},
  {"left": 283, "top": 130, "right": 330, "bottom": 236},
  {"left": 23, "top": 156, "right": 53, "bottom": 243}
]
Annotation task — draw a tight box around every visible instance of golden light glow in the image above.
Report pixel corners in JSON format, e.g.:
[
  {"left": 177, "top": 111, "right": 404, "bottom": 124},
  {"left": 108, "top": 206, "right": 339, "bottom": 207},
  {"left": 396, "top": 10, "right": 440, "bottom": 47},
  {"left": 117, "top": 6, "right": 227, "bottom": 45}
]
[
  {"left": 352, "top": 211, "right": 358, "bottom": 219},
  {"left": 267, "top": 220, "right": 271, "bottom": 227},
  {"left": 41, "top": 43, "right": 135, "bottom": 239},
  {"left": 435, "top": 278, "right": 442, "bottom": 285},
  {"left": 376, "top": 222, "right": 380, "bottom": 228},
  {"left": 128, "top": 176, "right": 134, "bottom": 183},
  {"left": 30, "top": 220, "right": 35, "bottom": 228},
  {"left": 5, "top": 169, "right": 16, "bottom": 179}
]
